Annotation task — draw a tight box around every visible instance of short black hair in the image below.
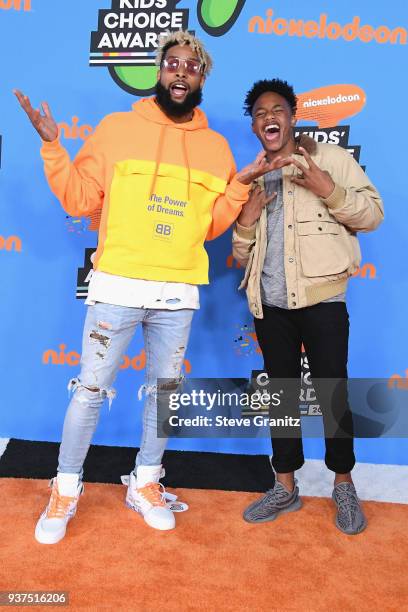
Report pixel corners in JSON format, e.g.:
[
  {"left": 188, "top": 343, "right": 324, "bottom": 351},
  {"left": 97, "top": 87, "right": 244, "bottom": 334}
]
[{"left": 244, "top": 79, "right": 297, "bottom": 116}]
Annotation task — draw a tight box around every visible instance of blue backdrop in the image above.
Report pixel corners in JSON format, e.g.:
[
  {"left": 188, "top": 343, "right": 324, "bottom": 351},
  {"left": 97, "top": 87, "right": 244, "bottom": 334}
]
[{"left": 1, "top": 0, "right": 407, "bottom": 464}]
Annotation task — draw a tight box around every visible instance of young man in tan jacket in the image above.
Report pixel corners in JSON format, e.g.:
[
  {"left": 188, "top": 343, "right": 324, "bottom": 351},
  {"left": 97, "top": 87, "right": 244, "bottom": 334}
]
[{"left": 232, "top": 79, "right": 383, "bottom": 534}]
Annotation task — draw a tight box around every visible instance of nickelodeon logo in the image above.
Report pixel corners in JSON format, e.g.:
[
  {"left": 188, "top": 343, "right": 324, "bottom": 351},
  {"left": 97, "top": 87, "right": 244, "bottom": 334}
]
[
  {"left": 42, "top": 344, "right": 192, "bottom": 374},
  {"left": 249, "top": 9, "right": 406, "bottom": 45},
  {"left": 0, "top": 235, "right": 22, "bottom": 252},
  {"left": 0, "top": 0, "right": 30, "bottom": 10},
  {"left": 226, "top": 255, "right": 376, "bottom": 279},
  {"left": 388, "top": 370, "right": 408, "bottom": 390},
  {"left": 58, "top": 117, "right": 94, "bottom": 141},
  {"left": 351, "top": 264, "right": 376, "bottom": 279},
  {"left": 297, "top": 85, "right": 365, "bottom": 128}
]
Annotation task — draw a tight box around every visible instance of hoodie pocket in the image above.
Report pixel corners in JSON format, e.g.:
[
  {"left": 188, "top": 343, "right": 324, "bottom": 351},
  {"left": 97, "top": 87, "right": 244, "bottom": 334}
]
[
  {"left": 296, "top": 205, "right": 352, "bottom": 277},
  {"left": 106, "top": 160, "right": 224, "bottom": 272}
]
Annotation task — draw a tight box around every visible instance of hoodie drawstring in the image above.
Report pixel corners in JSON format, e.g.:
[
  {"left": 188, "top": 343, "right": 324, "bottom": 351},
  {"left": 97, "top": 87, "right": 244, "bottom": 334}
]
[
  {"left": 149, "top": 124, "right": 192, "bottom": 203},
  {"left": 182, "top": 130, "right": 191, "bottom": 202},
  {"left": 149, "top": 124, "right": 166, "bottom": 200}
]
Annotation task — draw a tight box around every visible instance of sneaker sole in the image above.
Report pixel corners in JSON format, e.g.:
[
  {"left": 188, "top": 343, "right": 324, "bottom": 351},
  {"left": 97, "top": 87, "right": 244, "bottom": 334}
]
[
  {"left": 334, "top": 514, "right": 368, "bottom": 535},
  {"left": 35, "top": 525, "right": 68, "bottom": 545},
  {"left": 243, "top": 497, "right": 303, "bottom": 524},
  {"left": 125, "top": 500, "right": 175, "bottom": 531},
  {"left": 34, "top": 511, "right": 76, "bottom": 545}
]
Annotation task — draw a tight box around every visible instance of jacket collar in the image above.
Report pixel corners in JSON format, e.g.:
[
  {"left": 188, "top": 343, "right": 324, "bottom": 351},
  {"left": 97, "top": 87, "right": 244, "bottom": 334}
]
[{"left": 294, "top": 133, "right": 317, "bottom": 155}]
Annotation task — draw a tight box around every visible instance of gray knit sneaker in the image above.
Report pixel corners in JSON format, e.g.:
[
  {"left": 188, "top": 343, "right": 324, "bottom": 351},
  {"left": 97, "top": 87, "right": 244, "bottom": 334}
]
[
  {"left": 243, "top": 480, "right": 302, "bottom": 523},
  {"left": 332, "top": 482, "right": 367, "bottom": 535}
]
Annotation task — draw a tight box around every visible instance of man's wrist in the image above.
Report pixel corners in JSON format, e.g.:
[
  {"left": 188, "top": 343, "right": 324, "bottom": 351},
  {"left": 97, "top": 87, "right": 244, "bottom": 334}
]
[
  {"left": 318, "top": 183, "right": 335, "bottom": 199},
  {"left": 41, "top": 131, "right": 60, "bottom": 146},
  {"left": 321, "top": 183, "right": 345, "bottom": 209},
  {"left": 236, "top": 175, "right": 252, "bottom": 186},
  {"left": 235, "top": 221, "right": 257, "bottom": 239},
  {"left": 237, "top": 216, "right": 257, "bottom": 227}
]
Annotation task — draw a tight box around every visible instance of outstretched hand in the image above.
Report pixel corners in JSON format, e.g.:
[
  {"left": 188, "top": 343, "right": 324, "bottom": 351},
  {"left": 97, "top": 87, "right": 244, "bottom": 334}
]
[
  {"left": 236, "top": 150, "right": 292, "bottom": 185},
  {"left": 13, "top": 89, "right": 58, "bottom": 142}
]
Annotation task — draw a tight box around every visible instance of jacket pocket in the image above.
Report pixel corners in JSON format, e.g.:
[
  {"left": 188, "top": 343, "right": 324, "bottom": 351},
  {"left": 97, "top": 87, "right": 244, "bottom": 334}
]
[{"left": 296, "top": 205, "right": 352, "bottom": 277}]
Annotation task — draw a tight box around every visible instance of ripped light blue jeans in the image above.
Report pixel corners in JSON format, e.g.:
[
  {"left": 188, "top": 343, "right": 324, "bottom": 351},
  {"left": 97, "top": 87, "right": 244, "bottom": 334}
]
[{"left": 57, "top": 302, "right": 194, "bottom": 476}]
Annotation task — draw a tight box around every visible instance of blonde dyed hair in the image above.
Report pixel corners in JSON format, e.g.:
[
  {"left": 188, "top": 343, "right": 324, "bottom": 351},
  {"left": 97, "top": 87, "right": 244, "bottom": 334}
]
[{"left": 155, "top": 30, "right": 213, "bottom": 76}]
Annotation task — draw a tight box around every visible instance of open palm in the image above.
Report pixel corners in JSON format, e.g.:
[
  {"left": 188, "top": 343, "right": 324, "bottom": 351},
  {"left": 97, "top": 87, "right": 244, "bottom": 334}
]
[{"left": 14, "top": 89, "right": 58, "bottom": 142}]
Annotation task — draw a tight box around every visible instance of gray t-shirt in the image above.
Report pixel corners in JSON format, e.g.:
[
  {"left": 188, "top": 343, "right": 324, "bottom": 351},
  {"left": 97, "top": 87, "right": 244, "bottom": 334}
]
[
  {"left": 261, "top": 170, "right": 288, "bottom": 308},
  {"left": 261, "top": 170, "right": 345, "bottom": 309}
]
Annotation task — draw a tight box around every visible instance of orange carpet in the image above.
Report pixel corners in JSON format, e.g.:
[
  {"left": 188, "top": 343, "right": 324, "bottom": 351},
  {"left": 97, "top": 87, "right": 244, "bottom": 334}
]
[{"left": 1, "top": 478, "right": 407, "bottom": 611}]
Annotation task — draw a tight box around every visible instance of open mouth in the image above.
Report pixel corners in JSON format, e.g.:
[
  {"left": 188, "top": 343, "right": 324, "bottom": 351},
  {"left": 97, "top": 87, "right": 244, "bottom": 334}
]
[
  {"left": 264, "top": 123, "right": 280, "bottom": 142},
  {"left": 170, "top": 82, "right": 189, "bottom": 99}
]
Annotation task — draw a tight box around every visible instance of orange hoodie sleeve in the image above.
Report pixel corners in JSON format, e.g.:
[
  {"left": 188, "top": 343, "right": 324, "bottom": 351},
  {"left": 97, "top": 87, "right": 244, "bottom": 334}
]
[
  {"left": 40, "top": 122, "right": 105, "bottom": 217},
  {"left": 206, "top": 147, "right": 251, "bottom": 241}
]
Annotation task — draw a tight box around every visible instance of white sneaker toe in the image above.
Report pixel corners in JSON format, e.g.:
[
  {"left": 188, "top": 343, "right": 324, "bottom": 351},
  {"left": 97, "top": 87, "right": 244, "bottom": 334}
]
[{"left": 144, "top": 506, "right": 175, "bottom": 531}]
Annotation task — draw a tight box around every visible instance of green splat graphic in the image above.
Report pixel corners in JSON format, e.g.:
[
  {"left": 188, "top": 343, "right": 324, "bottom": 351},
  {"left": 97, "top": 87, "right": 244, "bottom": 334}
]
[
  {"left": 198, "top": 0, "right": 246, "bottom": 36},
  {"left": 201, "top": 2, "right": 237, "bottom": 27},
  {"left": 109, "top": 65, "right": 158, "bottom": 96}
]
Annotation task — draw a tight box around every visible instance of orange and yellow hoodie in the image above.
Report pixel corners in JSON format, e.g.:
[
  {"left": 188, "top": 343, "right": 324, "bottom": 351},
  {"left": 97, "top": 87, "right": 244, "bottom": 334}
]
[{"left": 40, "top": 98, "right": 251, "bottom": 284}]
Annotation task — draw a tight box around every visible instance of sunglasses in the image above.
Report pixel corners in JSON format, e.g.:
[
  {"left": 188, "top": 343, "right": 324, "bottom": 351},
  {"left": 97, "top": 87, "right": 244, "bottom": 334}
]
[{"left": 162, "top": 56, "right": 203, "bottom": 76}]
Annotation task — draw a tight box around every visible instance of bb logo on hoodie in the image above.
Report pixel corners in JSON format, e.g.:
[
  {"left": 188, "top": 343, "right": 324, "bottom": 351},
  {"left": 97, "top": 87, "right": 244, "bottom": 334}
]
[
  {"left": 154, "top": 222, "right": 174, "bottom": 240},
  {"left": 89, "top": 0, "right": 247, "bottom": 96}
]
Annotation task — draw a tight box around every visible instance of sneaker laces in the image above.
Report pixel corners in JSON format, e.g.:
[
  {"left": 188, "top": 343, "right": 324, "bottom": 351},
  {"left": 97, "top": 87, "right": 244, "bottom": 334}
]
[
  {"left": 335, "top": 485, "right": 360, "bottom": 520},
  {"left": 263, "top": 483, "right": 295, "bottom": 508},
  {"left": 137, "top": 482, "right": 166, "bottom": 507},
  {"left": 46, "top": 481, "right": 76, "bottom": 519}
]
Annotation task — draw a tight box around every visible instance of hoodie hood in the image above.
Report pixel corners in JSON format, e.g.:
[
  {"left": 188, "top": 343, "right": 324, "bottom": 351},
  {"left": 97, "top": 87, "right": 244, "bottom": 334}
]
[
  {"left": 132, "top": 97, "right": 208, "bottom": 131},
  {"left": 132, "top": 97, "right": 208, "bottom": 201}
]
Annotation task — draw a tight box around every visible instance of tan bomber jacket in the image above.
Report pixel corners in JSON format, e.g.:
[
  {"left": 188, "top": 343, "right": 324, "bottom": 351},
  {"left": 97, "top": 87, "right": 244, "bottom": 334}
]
[{"left": 232, "top": 135, "right": 384, "bottom": 318}]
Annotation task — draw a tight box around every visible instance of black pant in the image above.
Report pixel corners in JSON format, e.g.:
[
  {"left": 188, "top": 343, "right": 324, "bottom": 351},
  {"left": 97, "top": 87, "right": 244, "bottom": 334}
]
[{"left": 255, "top": 302, "right": 355, "bottom": 474}]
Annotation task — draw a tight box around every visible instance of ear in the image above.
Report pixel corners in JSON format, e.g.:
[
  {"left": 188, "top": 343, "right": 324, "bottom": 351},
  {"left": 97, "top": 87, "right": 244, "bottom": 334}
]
[
  {"left": 199, "top": 74, "right": 206, "bottom": 89},
  {"left": 290, "top": 114, "right": 297, "bottom": 127},
  {"left": 157, "top": 69, "right": 161, "bottom": 83},
  {"left": 251, "top": 119, "right": 256, "bottom": 134}
]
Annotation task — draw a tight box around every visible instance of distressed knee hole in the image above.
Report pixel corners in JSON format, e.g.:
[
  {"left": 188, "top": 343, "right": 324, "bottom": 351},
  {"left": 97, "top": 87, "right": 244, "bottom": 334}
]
[
  {"left": 137, "top": 376, "right": 184, "bottom": 401},
  {"left": 159, "top": 377, "right": 183, "bottom": 392},
  {"left": 89, "top": 330, "right": 111, "bottom": 349},
  {"left": 170, "top": 346, "right": 186, "bottom": 377},
  {"left": 67, "top": 378, "right": 116, "bottom": 409}
]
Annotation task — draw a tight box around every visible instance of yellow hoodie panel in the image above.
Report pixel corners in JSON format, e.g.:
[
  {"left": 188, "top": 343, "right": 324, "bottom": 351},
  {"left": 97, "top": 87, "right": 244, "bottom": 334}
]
[
  {"left": 40, "top": 98, "right": 252, "bottom": 285},
  {"left": 97, "top": 160, "right": 226, "bottom": 283}
]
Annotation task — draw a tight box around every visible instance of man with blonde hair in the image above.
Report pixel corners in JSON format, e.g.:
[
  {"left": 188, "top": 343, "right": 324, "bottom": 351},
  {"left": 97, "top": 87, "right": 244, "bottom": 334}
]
[{"left": 15, "top": 31, "right": 286, "bottom": 542}]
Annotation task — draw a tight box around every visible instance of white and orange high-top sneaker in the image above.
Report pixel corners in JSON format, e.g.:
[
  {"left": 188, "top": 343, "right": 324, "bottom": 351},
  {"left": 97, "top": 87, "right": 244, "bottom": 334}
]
[
  {"left": 125, "top": 465, "right": 175, "bottom": 531},
  {"left": 35, "top": 473, "right": 83, "bottom": 544}
]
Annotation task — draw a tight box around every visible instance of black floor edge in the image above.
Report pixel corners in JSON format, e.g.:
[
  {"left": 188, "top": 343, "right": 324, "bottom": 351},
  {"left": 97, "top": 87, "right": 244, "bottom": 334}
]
[{"left": 0, "top": 439, "right": 275, "bottom": 493}]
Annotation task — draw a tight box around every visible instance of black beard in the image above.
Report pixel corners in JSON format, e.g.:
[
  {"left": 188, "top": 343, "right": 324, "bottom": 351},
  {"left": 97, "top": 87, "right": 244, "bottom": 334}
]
[{"left": 154, "top": 81, "right": 203, "bottom": 118}]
